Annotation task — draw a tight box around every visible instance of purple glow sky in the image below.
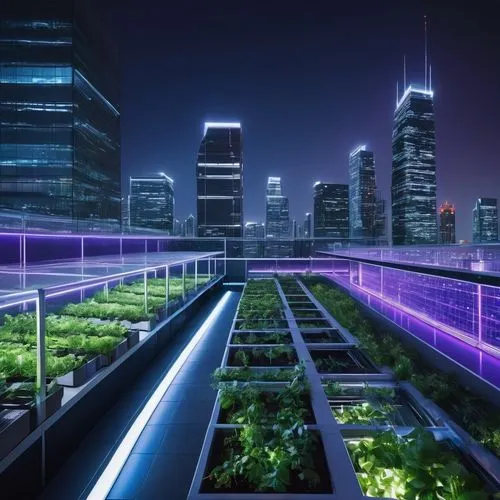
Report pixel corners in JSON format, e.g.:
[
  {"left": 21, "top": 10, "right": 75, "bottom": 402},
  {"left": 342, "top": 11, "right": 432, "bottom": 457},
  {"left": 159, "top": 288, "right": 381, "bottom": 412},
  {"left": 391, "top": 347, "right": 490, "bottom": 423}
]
[{"left": 98, "top": 0, "right": 500, "bottom": 241}]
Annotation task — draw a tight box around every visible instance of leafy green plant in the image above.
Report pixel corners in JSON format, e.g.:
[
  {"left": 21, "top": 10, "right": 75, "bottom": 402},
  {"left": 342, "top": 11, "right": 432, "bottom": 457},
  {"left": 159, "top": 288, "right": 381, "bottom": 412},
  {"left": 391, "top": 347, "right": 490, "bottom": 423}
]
[
  {"left": 347, "top": 429, "right": 488, "bottom": 499},
  {"left": 212, "top": 363, "right": 305, "bottom": 383},
  {"left": 304, "top": 279, "right": 500, "bottom": 459},
  {"left": 62, "top": 300, "right": 152, "bottom": 322},
  {"left": 333, "top": 401, "right": 394, "bottom": 425}
]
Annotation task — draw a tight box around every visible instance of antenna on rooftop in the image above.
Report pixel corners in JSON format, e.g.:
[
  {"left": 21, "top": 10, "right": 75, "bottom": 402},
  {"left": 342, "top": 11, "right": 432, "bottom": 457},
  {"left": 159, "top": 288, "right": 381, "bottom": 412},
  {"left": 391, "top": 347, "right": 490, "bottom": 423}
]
[
  {"left": 429, "top": 63, "right": 432, "bottom": 91},
  {"left": 403, "top": 55, "right": 407, "bottom": 90},
  {"left": 424, "top": 15, "right": 428, "bottom": 90}
]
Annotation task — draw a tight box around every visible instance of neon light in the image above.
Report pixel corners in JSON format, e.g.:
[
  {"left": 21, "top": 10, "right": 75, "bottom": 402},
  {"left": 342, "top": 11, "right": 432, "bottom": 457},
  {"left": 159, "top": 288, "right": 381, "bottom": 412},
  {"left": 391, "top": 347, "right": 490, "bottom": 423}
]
[
  {"left": 313, "top": 181, "right": 321, "bottom": 187},
  {"left": 203, "top": 122, "right": 241, "bottom": 134},
  {"left": 86, "top": 291, "right": 232, "bottom": 500},
  {"left": 268, "top": 177, "right": 281, "bottom": 183}
]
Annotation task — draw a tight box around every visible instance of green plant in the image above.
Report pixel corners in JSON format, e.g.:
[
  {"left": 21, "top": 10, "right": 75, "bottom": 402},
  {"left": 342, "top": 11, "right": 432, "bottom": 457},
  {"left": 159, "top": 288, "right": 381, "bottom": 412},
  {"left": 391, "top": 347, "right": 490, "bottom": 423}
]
[
  {"left": 333, "top": 401, "right": 394, "bottom": 425},
  {"left": 347, "top": 429, "right": 488, "bottom": 499}
]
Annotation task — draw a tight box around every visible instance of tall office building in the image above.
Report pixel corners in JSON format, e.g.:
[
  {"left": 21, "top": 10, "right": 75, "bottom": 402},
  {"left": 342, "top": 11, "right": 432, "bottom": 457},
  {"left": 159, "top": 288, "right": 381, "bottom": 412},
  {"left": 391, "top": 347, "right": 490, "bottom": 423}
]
[
  {"left": 265, "top": 177, "right": 290, "bottom": 257},
  {"left": 243, "top": 221, "right": 265, "bottom": 258},
  {"left": 128, "top": 174, "right": 174, "bottom": 233},
  {"left": 439, "top": 201, "right": 456, "bottom": 244},
  {"left": 473, "top": 198, "right": 498, "bottom": 243},
  {"left": 313, "top": 182, "right": 349, "bottom": 238},
  {"left": 185, "top": 214, "right": 195, "bottom": 237},
  {"left": 349, "top": 145, "right": 376, "bottom": 239},
  {"left": 0, "top": 1, "right": 121, "bottom": 230},
  {"left": 392, "top": 86, "right": 437, "bottom": 245},
  {"left": 374, "top": 192, "right": 387, "bottom": 239},
  {"left": 173, "top": 219, "right": 182, "bottom": 236},
  {"left": 304, "top": 213, "right": 312, "bottom": 238},
  {"left": 196, "top": 122, "right": 243, "bottom": 237},
  {"left": 291, "top": 218, "right": 297, "bottom": 239}
]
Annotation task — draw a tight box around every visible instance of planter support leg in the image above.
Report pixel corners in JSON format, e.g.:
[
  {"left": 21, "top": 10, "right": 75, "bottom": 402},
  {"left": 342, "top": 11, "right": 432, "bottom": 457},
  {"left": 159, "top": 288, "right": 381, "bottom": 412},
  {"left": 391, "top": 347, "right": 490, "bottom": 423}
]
[
  {"left": 182, "top": 262, "right": 186, "bottom": 302},
  {"left": 36, "top": 288, "right": 47, "bottom": 425},
  {"left": 144, "top": 271, "right": 148, "bottom": 314}
]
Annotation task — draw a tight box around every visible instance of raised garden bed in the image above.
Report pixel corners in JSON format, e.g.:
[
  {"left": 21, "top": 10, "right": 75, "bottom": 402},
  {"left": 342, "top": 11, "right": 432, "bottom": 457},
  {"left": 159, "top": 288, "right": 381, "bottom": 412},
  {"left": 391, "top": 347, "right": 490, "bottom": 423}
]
[
  {"left": 0, "top": 409, "right": 30, "bottom": 459},
  {"left": 296, "top": 319, "right": 332, "bottom": 329},
  {"left": 230, "top": 331, "right": 292, "bottom": 345},
  {"left": 345, "top": 429, "right": 492, "bottom": 498},
  {"left": 301, "top": 329, "right": 345, "bottom": 344},
  {"left": 328, "top": 386, "right": 433, "bottom": 427},
  {"left": 310, "top": 349, "right": 379, "bottom": 374},
  {"left": 234, "top": 319, "right": 289, "bottom": 331},
  {"left": 201, "top": 428, "right": 332, "bottom": 494},
  {"left": 227, "top": 346, "right": 298, "bottom": 367},
  {"left": 290, "top": 309, "right": 324, "bottom": 319},
  {"left": 287, "top": 301, "right": 315, "bottom": 310}
]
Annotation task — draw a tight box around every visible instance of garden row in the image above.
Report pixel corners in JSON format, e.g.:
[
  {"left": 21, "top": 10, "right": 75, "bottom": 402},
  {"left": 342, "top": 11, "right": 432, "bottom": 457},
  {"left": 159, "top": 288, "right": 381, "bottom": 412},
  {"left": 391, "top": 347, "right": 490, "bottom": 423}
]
[
  {"left": 188, "top": 276, "right": 498, "bottom": 499},
  {"left": 0, "top": 274, "right": 212, "bottom": 460}
]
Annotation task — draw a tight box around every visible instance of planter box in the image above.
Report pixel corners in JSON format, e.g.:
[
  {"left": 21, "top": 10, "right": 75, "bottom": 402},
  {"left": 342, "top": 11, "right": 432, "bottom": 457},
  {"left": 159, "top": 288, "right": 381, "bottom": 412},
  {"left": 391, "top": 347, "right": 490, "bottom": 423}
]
[
  {"left": 296, "top": 319, "right": 332, "bottom": 329},
  {"left": 126, "top": 329, "right": 140, "bottom": 349},
  {"left": 0, "top": 409, "right": 30, "bottom": 459},
  {"left": 227, "top": 346, "right": 298, "bottom": 367},
  {"left": 291, "top": 309, "right": 324, "bottom": 319},
  {"left": 122, "top": 317, "right": 156, "bottom": 332},
  {"left": 199, "top": 428, "right": 332, "bottom": 494},
  {"left": 310, "top": 349, "right": 379, "bottom": 374},
  {"left": 230, "top": 331, "right": 293, "bottom": 345},
  {"left": 234, "top": 319, "right": 289, "bottom": 331},
  {"left": 101, "top": 339, "right": 129, "bottom": 366},
  {"left": 301, "top": 329, "right": 345, "bottom": 344},
  {"left": 57, "top": 355, "right": 101, "bottom": 387}
]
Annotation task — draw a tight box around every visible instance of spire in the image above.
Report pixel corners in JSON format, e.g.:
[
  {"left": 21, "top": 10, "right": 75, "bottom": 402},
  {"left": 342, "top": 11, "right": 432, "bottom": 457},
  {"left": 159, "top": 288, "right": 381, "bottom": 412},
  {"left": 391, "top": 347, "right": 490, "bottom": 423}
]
[
  {"left": 403, "top": 54, "right": 407, "bottom": 90},
  {"left": 429, "top": 63, "right": 432, "bottom": 91},
  {"left": 424, "top": 15, "right": 428, "bottom": 90}
]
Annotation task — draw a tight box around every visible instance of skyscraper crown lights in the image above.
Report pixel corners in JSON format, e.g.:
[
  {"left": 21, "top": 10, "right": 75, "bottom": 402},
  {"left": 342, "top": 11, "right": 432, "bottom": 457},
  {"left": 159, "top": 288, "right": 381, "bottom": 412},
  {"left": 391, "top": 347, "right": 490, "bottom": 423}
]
[
  {"left": 396, "top": 85, "right": 434, "bottom": 110},
  {"left": 203, "top": 122, "right": 241, "bottom": 134}
]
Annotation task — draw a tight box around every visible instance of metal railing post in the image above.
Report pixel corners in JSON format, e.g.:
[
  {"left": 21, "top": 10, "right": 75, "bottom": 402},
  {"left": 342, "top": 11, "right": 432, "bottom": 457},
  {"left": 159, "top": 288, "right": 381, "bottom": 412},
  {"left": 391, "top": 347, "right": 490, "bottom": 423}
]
[
  {"left": 195, "top": 258, "right": 198, "bottom": 289},
  {"left": 36, "top": 289, "right": 47, "bottom": 424},
  {"left": 165, "top": 265, "right": 170, "bottom": 312},
  {"left": 182, "top": 262, "right": 186, "bottom": 302},
  {"left": 144, "top": 271, "right": 148, "bottom": 314}
]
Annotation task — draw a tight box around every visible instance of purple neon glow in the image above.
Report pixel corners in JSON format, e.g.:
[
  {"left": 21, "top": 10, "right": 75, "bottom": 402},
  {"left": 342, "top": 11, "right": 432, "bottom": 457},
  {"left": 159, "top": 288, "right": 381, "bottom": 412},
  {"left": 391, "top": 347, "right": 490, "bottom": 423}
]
[
  {"left": 324, "top": 244, "right": 500, "bottom": 275},
  {"left": 331, "top": 275, "right": 500, "bottom": 389}
]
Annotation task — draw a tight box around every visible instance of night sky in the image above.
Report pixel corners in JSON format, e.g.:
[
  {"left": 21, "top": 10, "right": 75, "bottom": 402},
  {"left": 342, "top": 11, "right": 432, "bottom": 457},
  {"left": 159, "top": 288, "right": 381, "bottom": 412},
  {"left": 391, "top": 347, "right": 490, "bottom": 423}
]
[{"left": 98, "top": 0, "right": 500, "bottom": 241}]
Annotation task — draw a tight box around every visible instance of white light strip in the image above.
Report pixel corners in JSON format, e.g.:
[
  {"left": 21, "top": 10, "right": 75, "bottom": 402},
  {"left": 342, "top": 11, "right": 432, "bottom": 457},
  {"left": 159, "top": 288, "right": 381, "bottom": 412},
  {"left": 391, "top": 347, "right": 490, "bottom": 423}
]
[
  {"left": 86, "top": 291, "right": 232, "bottom": 500},
  {"left": 204, "top": 122, "right": 241, "bottom": 134}
]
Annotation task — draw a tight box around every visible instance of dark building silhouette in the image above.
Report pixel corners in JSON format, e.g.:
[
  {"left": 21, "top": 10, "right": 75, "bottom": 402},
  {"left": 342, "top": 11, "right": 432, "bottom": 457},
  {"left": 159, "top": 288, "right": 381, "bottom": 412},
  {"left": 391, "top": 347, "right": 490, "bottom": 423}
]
[
  {"left": 0, "top": 0, "right": 121, "bottom": 229},
  {"left": 439, "top": 201, "right": 456, "bottom": 244},
  {"left": 473, "top": 198, "right": 498, "bottom": 243},
  {"left": 392, "top": 86, "right": 437, "bottom": 245},
  {"left": 196, "top": 122, "right": 243, "bottom": 237},
  {"left": 313, "top": 182, "right": 349, "bottom": 238}
]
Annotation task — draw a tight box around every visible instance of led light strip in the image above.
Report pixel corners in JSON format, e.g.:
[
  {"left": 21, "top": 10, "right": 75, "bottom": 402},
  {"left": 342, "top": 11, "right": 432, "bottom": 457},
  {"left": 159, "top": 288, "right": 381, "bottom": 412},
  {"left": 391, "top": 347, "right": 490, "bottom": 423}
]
[{"left": 86, "top": 291, "right": 232, "bottom": 500}]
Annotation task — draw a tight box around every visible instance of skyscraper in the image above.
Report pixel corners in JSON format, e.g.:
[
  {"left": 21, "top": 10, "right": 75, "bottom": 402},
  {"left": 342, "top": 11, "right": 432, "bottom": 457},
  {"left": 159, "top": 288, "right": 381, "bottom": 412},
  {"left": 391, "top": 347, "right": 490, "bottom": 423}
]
[
  {"left": 265, "top": 177, "right": 290, "bottom": 257},
  {"left": 291, "top": 218, "right": 297, "bottom": 239},
  {"left": 185, "top": 214, "right": 195, "bottom": 237},
  {"left": 0, "top": 1, "right": 121, "bottom": 230},
  {"left": 304, "top": 213, "right": 312, "bottom": 238},
  {"left": 313, "top": 182, "right": 349, "bottom": 238},
  {"left": 196, "top": 122, "right": 243, "bottom": 237},
  {"left": 439, "top": 201, "right": 456, "bottom": 244},
  {"left": 392, "top": 86, "right": 437, "bottom": 245},
  {"left": 128, "top": 174, "right": 174, "bottom": 233},
  {"left": 473, "top": 198, "right": 498, "bottom": 243},
  {"left": 349, "top": 145, "right": 376, "bottom": 239},
  {"left": 243, "top": 221, "right": 265, "bottom": 258},
  {"left": 374, "top": 192, "right": 387, "bottom": 240}
]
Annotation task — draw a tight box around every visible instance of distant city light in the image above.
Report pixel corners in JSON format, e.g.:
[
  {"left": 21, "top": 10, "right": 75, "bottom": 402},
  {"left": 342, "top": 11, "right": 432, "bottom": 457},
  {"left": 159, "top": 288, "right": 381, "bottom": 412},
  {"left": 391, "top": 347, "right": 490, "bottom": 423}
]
[{"left": 203, "top": 122, "right": 241, "bottom": 134}]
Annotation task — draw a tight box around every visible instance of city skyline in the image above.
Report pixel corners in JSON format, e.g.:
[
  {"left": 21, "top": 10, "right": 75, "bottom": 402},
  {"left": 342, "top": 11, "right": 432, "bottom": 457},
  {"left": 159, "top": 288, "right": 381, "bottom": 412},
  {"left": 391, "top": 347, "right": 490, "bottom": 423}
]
[{"left": 95, "top": 0, "right": 500, "bottom": 241}]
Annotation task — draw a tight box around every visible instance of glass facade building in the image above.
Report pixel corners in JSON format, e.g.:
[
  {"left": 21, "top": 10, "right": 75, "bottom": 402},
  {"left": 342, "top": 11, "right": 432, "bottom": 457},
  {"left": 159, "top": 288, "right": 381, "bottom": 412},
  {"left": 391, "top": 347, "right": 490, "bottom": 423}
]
[
  {"left": 128, "top": 175, "right": 174, "bottom": 233},
  {"left": 0, "top": 0, "right": 121, "bottom": 229},
  {"left": 313, "top": 182, "right": 349, "bottom": 238},
  {"left": 349, "top": 145, "right": 376, "bottom": 238},
  {"left": 439, "top": 201, "right": 456, "bottom": 244},
  {"left": 196, "top": 122, "right": 243, "bottom": 237},
  {"left": 473, "top": 198, "right": 498, "bottom": 243},
  {"left": 304, "top": 212, "right": 312, "bottom": 238},
  {"left": 392, "top": 86, "right": 437, "bottom": 245},
  {"left": 185, "top": 214, "right": 195, "bottom": 238},
  {"left": 265, "top": 177, "right": 290, "bottom": 257}
]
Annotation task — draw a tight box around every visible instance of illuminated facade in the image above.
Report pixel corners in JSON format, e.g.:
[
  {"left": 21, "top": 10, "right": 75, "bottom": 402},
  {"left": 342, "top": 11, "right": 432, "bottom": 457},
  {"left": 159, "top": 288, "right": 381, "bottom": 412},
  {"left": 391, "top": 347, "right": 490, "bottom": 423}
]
[
  {"left": 473, "top": 198, "right": 498, "bottom": 243},
  {"left": 128, "top": 174, "right": 174, "bottom": 233},
  {"left": 349, "top": 145, "right": 376, "bottom": 238},
  {"left": 313, "top": 182, "right": 349, "bottom": 238},
  {"left": 185, "top": 214, "right": 195, "bottom": 238},
  {"left": 392, "top": 86, "right": 437, "bottom": 245},
  {"left": 304, "top": 212, "right": 312, "bottom": 238},
  {"left": 0, "top": 1, "right": 121, "bottom": 228},
  {"left": 439, "top": 201, "right": 456, "bottom": 244},
  {"left": 196, "top": 122, "right": 243, "bottom": 237},
  {"left": 265, "top": 177, "right": 290, "bottom": 257}
]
